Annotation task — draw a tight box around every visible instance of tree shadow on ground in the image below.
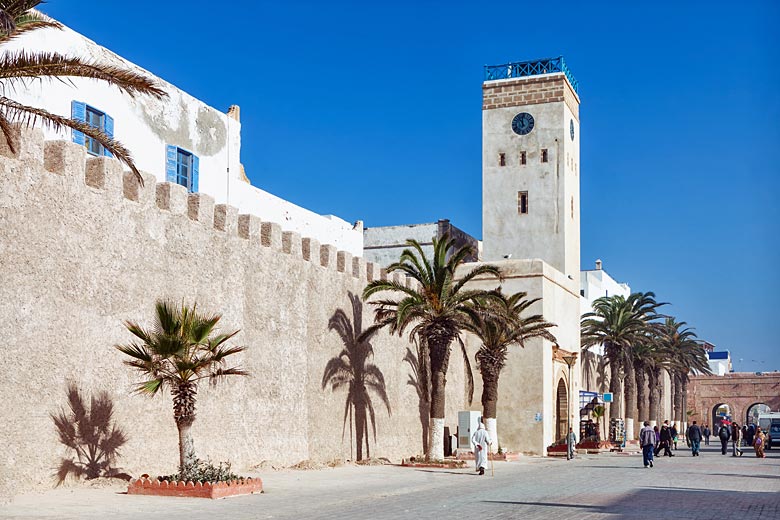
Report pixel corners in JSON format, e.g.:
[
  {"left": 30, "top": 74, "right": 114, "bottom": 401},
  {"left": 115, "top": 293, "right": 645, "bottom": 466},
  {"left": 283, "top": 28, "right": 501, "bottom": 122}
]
[
  {"left": 51, "top": 383, "right": 130, "bottom": 484},
  {"left": 404, "top": 347, "right": 430, "bottom": 455},
  {"left": 322, "top": 292, "right": 391, "bottom": 461}
]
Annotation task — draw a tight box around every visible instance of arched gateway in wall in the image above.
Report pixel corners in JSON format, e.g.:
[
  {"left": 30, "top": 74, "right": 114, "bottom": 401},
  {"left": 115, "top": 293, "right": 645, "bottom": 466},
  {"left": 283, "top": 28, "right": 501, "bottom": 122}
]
[{"left": 688, "top": 373, "right": 780, "bottom": 427}]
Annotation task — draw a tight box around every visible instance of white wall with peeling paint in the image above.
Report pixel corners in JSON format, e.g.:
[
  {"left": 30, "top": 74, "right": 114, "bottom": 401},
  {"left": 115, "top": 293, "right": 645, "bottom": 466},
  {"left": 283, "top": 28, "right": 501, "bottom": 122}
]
[{"left": 3, "top": 21, "right": 363, "bottom": 256}]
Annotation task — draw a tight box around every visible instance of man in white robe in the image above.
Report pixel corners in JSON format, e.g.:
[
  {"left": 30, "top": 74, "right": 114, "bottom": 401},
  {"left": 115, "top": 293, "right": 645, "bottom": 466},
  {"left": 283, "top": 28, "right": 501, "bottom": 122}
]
[{"left": 471, "top": 421, "right": 492, "bottom": 475}]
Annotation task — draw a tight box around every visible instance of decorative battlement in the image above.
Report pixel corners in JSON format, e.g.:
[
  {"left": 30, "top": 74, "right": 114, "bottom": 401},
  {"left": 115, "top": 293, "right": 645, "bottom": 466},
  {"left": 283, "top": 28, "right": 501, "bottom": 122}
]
[
  {"left": 0, "top": 126, "right": 416, "bottom": 288},
  {"left": 484, "top": 56, "right": 579, "bottom": 93}
]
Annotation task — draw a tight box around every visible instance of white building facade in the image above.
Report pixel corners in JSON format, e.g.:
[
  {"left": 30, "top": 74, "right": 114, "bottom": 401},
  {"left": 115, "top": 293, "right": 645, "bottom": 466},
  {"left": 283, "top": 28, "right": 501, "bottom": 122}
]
[{"left": 6, "top": 20, "right": 363, "bottom": 255}]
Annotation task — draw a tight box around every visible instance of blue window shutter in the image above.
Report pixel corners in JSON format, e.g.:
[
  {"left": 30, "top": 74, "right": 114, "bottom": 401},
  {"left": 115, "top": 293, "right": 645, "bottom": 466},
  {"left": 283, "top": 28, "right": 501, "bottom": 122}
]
[
  {"left": 165, "top": 145, "right": 177, "bottom": 183},
  {"left": 191, "top": 154, "right": 199, "bottom": 193},
  {"left": 71, "top": 101, "right": 86, "bottom": 146},
  {"left": 103, "top": 114, "right": 114, "bottom": 157}
]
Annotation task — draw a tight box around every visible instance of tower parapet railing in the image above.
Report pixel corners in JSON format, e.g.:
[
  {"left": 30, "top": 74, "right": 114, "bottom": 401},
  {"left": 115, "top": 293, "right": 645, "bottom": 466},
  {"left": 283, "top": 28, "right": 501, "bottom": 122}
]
[{"left": 484, "top": 56, "right": 579, "bottom": 93}]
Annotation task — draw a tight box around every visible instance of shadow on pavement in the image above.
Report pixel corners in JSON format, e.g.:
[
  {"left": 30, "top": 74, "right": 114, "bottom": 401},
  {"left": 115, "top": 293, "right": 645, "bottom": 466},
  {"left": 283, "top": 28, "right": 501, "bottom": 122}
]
[{"left": 483, "top": 487, "right": 780, "bottom": 516}]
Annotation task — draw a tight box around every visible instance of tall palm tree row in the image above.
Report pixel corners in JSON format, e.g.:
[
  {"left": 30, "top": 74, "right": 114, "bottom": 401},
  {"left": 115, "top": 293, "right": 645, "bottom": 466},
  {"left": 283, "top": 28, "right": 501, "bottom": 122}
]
[
  {"left": 0, "top": 1, "right": 167, "bottom": 181},
  {"left": 463, "top": 289, "right": 557, "bottom": 450},
  {"left": 660, "top": 318, "right": 712, "bottom": 426},
  {"left": 362, "top": 235, "right": 500, "bottom": 460},
  {"left": 583, "top": 294, "right": 714, "bottom": 438},
  {"left": 581, "top": 292, "right": 664, "bottom": 439},
  {"left": 116, "top": 301, "right": 247, "bottom": 479}
]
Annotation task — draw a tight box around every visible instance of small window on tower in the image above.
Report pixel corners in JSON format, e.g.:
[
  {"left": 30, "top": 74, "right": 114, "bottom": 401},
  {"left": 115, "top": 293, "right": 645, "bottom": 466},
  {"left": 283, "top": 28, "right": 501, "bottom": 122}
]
[
  {"left": 541, "top": 149, "right": 549, "bottom": 163},
  {"left": 517, "top": 191, "right": 528, "bottom": 215},
  {"left": 571, "top": 196, "right": 574, "bottom": 219},
  {"left": 498, "top": 153, "right": 506, "bottom": 167},
  {"left": 520, "top": 151, "right": 527, "bottom": 165}
]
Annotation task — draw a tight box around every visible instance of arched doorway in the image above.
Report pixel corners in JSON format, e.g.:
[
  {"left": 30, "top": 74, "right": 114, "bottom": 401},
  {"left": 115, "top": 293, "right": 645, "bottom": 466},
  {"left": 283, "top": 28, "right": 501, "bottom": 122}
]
[
  {"left": 712, "top": 403, "right": 732, "bottom": 431},
  {"left": 746, "top": 403, "right": 772, "bottom": 425},
  {"left": 556, "top": 378, "right": 568, "bottom": 441}
]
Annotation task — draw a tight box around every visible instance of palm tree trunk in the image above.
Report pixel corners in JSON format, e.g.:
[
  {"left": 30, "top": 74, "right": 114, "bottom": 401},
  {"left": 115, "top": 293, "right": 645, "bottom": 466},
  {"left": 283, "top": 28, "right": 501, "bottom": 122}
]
[
  {"left": 681, "top": 378, "right": 689, "bottom": 431},
  {"left": 427, "top": 329, "right": 454, "bottom": 461},
  {"left": 481, "top": 370, "right": 499, "bottom": 452},
  {"left": 636, "top": 365, "right": 647, "bottom": 425},
  {"left": 648, "top": 368, "right": 659, "bottom": 426},
  {"left": 172, "top": 382, "right": 197, "bottom": 478},
  {"left": 624, "top": 360, "right": 637, "bottom": 440},
  {"left": 673, "top": 373, "right": 683, "bottom": 426},
  {"left": 429, "top": 369, "right": 447, "bottom": 461},
  {"left": 608, "top": 358, "right": 622, "bottom": 420}
]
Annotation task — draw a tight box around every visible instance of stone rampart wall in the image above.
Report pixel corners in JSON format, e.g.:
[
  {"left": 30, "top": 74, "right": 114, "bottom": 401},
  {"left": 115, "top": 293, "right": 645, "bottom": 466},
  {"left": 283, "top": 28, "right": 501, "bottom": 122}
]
[{"left": 0, "top": 128, "right": 467, "bottom": 501}]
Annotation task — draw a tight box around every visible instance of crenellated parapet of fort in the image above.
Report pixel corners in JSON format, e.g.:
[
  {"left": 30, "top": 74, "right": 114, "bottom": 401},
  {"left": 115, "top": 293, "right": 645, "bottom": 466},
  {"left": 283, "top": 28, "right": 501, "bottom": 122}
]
[{"left": 0, "top": 126, "right": 458, "bottom": 503}]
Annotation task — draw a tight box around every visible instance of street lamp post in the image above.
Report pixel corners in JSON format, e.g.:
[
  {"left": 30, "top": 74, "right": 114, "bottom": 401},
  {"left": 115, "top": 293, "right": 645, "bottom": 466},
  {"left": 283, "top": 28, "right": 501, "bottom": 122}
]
[{"left": 562, "top": 353, "right": 578, "bottom": 461}]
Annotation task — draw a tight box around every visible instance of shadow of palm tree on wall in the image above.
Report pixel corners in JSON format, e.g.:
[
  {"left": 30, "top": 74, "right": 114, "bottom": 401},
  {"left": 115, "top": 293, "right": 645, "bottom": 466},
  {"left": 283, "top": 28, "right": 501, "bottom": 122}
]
[
  {"left": 51, "top": 383, "right": 130, "bottom": 485},
  {"left": 322, "top": 292, "right": 391, "bottom": 461},
  {"left": 404, "top": 347, "right": 430, "bottom": 455}
]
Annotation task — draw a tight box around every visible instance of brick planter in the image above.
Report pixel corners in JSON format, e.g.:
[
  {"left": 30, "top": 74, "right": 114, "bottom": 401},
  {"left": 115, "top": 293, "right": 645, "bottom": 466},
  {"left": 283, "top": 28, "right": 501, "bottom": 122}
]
[
  {"left": 455, "top": 451, "right": 520, "bottom": 462},
  {"left": 400, "top": 459, "right": 467, "bottom": 469},
  {"left": 128, "top": 477, "right": 263, "bottom": 499}
]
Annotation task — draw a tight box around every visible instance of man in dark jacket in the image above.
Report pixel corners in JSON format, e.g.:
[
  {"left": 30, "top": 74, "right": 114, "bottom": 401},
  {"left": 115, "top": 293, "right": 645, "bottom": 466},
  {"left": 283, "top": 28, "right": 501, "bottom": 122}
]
[
  {"left": 702, "top": 424, "right": 711, "bottom": 445},
  {"left": 670, "top": 423, "right": 678, "bottom": 450},
  {"left": 660, "top": 424, "right": 674, "bottom": 457},
  {"left": 718, "top": 423, "right": 730, "bottom": 455},
  {"left": 687, "top": 421, "right": 703, "bottom": 456},
  {"left": 640, "top": 421, "right": 656, "bottom": 468}
]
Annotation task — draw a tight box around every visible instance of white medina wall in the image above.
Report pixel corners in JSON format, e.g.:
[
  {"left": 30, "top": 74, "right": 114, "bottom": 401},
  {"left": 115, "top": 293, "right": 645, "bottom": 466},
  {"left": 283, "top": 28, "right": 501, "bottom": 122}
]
[{"left": 3, "top": 21, "right": 363, "bottom": 256}]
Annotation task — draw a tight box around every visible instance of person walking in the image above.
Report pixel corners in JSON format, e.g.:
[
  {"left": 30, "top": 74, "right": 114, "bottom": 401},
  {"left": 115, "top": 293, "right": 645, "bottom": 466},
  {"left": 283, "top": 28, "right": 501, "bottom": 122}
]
[
  {"left": 731, "top": 421, "right": 744, "bottom": 457},
  {"left": 653, "top": 425, "right": 661, "bottom": 456},
  {"left": 718, "top": 422, "right": 730, "bottom": 455},
  {"left": 640, "top": 421, "right": 655, "bottom": 468},
  {"left": 471, "top": 421, "right": 492, "bottom": 475},
  {"left": 702, "top": 424, "right": 711, "bottom": 446},
  {"left": 670, "top": 423, "right": 679, "bottom": 450},
  {"left": 745, "top": 423, "right": 755, "bottom": 447},
  {"left": 687, "top": 421, "right": 703, "bottom": 456},
  {"left": 753, "top": 427, "right": 766, "bottom": 458},
  {"left": 567, "top": 427, "right": 577, "bottom": 459},
  {"left": 660, "top": 424, "right": 674, "bottom": 457}
]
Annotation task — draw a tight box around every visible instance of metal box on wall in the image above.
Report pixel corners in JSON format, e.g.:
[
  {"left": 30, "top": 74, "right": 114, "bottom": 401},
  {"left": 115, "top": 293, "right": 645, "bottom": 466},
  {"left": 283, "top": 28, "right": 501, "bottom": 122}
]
[{"left": 458, "top": 411, "right": 483, "bottom": 450}]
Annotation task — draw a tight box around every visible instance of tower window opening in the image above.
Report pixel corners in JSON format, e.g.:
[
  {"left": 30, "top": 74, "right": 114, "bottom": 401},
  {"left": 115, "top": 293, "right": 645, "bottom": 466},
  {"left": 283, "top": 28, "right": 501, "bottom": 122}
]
[
  {"left": 499, "top": 153, "right": 506, "bottom": 167},
  {"left": 541, "top": 149, "right": 549, "bottom": 163},
  {"left": 517, "top": 191, "right": 528, "bottom": 215},
  {"left": 520, "top": 151, "right": 527, "bottom": 165}
]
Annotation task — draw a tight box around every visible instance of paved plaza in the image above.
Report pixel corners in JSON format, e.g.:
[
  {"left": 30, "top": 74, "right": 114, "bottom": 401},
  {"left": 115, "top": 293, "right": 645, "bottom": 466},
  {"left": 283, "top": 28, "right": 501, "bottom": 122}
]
[{"left": 2, "top": 444, "right": 778, "bottom": 519}]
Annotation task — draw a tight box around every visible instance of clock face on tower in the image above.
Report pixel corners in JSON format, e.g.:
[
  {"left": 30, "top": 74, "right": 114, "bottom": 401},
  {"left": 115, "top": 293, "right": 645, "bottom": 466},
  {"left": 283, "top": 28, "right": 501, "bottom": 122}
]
[
  {"left": 570, "top": 119, "right": 575, "bottom": 141},
  {"left": 511, "top": 112, "right": 534, "bottom": 135}
]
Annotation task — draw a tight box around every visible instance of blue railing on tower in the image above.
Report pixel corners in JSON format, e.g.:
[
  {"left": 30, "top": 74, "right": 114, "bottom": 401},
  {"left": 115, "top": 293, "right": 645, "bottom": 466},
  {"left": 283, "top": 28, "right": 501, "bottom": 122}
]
[{"left": 484, "top": 56, "right": 579, "bottom": 93}]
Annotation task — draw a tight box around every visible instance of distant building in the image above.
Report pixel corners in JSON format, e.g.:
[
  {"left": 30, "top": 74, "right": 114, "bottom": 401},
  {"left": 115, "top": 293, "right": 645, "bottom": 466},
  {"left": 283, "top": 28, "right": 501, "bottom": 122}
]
[
  {"left": 707, "top": 350, "right": 732, "bottom": 376},
  {"left": 363, "top": 219, "right": 479, "bottom": 267},
  {"left": 4, "top": 18, "right": 363, "bottom": 255}
]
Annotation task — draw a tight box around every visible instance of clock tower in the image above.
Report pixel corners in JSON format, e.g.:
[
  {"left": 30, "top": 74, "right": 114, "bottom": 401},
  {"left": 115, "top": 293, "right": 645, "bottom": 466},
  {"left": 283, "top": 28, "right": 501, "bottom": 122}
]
[{"left": 481, "top": 57, "right": 581, "bottom": 278}]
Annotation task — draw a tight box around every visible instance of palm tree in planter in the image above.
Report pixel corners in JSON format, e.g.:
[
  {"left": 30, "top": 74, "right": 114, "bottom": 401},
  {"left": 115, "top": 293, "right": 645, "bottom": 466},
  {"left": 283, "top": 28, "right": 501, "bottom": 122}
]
[
  {"left": 362, "top": 235, "right": 500, "bottom": 461},
  {"left": 116, "top": 301, "right": 247, "bottom": 480},
  {"left": 0, "top": 1, "right": 167, "bottom": 182},
  {"left": 463, "top": 289, "right": 556, "bottom": 451},
  {"left": 591, "top": 405, "right": 606, "bottom": 441},
  {"left": 581, "top": 292, "right": 664, "bottom": 440}
]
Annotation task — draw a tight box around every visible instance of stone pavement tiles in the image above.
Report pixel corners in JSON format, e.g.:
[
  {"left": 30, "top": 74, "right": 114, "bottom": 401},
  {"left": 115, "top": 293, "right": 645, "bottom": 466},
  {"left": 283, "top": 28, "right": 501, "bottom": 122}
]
[{"left": 1, "top": 444, "right": 778, "bottom": 519}]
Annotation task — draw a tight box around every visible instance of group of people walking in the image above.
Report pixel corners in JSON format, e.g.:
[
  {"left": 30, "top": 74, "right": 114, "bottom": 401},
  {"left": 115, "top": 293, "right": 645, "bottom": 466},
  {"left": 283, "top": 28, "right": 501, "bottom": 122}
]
[{"left": 639, "top": 419, "right": 768, "bottom": 467}]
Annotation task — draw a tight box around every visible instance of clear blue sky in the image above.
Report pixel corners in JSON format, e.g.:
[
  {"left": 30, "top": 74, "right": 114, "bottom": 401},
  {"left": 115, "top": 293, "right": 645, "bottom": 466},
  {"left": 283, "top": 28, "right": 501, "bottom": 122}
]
[{"left": 43, "top": 1, "right": 779, "bottom": 372}]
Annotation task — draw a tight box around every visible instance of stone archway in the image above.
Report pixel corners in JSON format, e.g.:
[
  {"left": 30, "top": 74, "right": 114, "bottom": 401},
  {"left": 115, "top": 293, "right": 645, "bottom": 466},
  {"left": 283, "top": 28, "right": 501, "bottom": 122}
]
[
  {"left": 712, "top": 402, "right": 732, "bottom": 431},
  {"left": 746, "top": 402, "right": 772, "bottom": 425},
  {"left": 556, "top": 378, "right": 568, "bottom": 442}
]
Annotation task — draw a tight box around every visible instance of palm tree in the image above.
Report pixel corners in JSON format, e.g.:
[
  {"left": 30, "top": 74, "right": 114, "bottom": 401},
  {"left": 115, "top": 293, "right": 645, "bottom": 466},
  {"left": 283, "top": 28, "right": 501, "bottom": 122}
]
[
  {"left": 115, "top": 301, "right": 247, "bottom": 479},
  {"left": 591, "top": 405, "right": 606, "bottom": 441},
  {"left": 463, "top": 290, "right": 556, "bottom": 449},
  {"left": 362, "top": 234, "right": 500, "bottom": 460},
  {"left": 322, "top": 292, "right": 391, "bottom": 461},
  {"left": 0, "top": 1, "right": 167, "bottom": 181},
  {"left": 581, "top": 292, "right": 664, "bottom": 439},
  {"left": 661, "top": 318, "right": 711, "bottom": 428}
]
